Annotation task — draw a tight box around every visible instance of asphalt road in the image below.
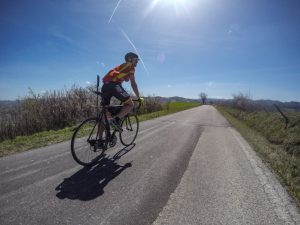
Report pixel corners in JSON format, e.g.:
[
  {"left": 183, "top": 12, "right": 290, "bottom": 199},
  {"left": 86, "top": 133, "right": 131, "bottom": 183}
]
[{"left": 0, "top": 105, "right": 299, "bottom": 225}]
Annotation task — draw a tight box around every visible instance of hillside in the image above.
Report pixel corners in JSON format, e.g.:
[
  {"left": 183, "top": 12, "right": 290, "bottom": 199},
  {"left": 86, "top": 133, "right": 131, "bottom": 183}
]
[
  {"left": 0, "top": 100, "right": 17, "bottom": 108},
  {"left": 146, "top": 97, "right": 300, "bottom": 111}
]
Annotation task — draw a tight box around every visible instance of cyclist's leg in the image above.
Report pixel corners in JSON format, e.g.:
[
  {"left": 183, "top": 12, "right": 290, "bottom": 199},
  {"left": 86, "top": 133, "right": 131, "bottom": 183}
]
[
  {"left": 112, "top": 84, "right": 134, "bottom": 118},
  {"left": 98, "top": 83, "right": 113, "bottom": 141},
  {"left": 98, "top": 118, "right": 105, "bottom": 142},
  {"left": 118, "top": 98, "right": 134, "bottom": 118}
]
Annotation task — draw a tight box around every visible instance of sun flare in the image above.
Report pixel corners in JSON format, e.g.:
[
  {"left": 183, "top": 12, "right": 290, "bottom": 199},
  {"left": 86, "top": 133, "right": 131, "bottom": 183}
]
[
  {"left": 147, "top": 0, "right": 189, "bottom": 17},
  {"left": 154, "top": 0, "right": 186, "bottom": 4},
  {"left": 152, "top": 0, "right": 187, "bottom": 8}
]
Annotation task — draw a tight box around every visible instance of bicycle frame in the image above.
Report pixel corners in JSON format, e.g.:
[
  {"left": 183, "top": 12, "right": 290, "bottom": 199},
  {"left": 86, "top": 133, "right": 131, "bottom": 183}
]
[
  {"left": 91, "top": 75, "right": 117, "bottom": 145},
  {"left": 99, "top": 105, "right": 116, "bottom": 141},
  {"left": 123, "top": 116, "right": 133, "bottom": 131}
]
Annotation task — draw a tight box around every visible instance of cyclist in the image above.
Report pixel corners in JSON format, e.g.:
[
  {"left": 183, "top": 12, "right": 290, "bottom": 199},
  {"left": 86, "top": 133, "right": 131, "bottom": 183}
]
[{"left": 101, "top": 52, "right": 141, "bottom": 132}]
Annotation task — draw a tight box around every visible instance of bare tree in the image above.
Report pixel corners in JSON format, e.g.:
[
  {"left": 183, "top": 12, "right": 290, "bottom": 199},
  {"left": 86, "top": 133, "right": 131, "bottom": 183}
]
[
  {"left": 199, "top": 92, "right": 208, "bottom": 104},
  {"left": 232, "top": 92, "right": 251, "bottom": 111}
]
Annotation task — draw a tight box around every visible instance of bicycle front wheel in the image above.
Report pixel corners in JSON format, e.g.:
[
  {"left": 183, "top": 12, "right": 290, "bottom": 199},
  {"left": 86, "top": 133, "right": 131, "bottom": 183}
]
[
  {"left": 71, "top": 117, "right": 107, "bottom": 166},
  {"left": 119, "top": 114, "right": 139, "bottom": 146}
]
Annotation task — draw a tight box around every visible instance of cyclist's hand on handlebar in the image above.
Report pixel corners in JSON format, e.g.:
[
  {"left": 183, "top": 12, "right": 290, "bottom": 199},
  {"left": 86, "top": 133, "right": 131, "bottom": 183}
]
[{"left": 138, "top": 97, "right": 144, "bottom": 104}]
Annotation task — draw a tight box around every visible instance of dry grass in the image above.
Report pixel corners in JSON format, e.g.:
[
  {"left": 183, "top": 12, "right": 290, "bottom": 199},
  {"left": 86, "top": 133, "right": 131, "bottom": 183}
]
[
  {"left": 0, "top": 86, "right": 199, "bottom": 157},
  {"left": 0, "top": 86, "right": 95, "bottom": 141},
  {"left": 0, "top": 87, "right": 165, "bottom": 142},
  {"left": 0, "top": 101, "right": 200, "bottom": 158}
]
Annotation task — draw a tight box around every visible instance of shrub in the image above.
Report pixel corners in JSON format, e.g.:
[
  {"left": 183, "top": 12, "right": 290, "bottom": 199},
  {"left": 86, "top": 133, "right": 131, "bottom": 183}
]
[
  {"left": 232, "top": 92, "right": 252, "bottom": 111},
  {"left": 0, "top": 88, "right": 165, "bottom": 142},
  {"left": 0, "top": 86, "right": 96, "bottom": 141},
  {"left": 139, "top": 96, "right": 163, "bottom": 114}
]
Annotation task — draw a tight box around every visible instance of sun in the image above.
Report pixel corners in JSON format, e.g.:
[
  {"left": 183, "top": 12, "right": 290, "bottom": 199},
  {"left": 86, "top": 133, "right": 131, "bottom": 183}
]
[
  {"left": 146, "top": 0, "right": 188, "bottom": 17},
  {"left": 151, "top": 0, "right": 187, "bottom": 8},
  {"left": 154, "top": 0, "right": 186, "bottom": 4}
]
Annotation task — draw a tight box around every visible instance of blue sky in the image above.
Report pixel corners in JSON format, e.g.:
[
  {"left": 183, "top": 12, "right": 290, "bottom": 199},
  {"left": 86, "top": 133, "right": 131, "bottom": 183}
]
[{"left": 0, "top": 0, "right": 299, "bottom": 101}]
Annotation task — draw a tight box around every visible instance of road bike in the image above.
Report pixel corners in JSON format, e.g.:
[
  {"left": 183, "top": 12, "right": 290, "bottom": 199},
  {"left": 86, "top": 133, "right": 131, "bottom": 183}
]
[{"left": 71, "top": 76, "right": 141, "bottom": 166}]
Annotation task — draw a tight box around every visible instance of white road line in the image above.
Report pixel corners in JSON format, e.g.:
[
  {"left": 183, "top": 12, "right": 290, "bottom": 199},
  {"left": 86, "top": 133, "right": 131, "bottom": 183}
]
[
  {"left": 1, "top": 168, "right": 41, "bottom": 183},
  {"left": 230, "top": 128, "right": 300, "bottom": 225},
  {"left": 0, "top": 151, "right": 70, "bottom": 176}
]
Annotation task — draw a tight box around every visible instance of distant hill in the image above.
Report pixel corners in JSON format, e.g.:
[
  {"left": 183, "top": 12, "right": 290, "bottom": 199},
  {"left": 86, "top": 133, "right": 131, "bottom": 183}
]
[
  {"left": 254, "top": 100, "right": 300, "bottom": 110},
  {"left": 150, "top": 96, "right": 200, "bottom": 103},
  {"left": 0, "top": 100, "right": 17, "bottom": 108}
]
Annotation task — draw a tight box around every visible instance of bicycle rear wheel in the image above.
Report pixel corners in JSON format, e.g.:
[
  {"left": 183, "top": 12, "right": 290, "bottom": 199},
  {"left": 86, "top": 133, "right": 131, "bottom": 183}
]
[
  {"left": 71, "top": 117, "right": 107, "bottom": 166},
  {"left": 119, "top": 114, "right": 139, "bottom": 146}
]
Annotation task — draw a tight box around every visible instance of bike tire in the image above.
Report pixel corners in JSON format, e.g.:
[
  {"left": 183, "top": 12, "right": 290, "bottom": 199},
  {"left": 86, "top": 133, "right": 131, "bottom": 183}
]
[
  {"left": 119, "top": 114, "right": 139, "bottom": 146},
  {"left": 71, "top": 117, "right": 107, "bottom": 166}
]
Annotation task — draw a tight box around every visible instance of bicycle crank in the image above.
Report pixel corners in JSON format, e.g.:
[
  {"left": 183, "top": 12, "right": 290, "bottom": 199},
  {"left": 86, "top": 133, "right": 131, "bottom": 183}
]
[{"left": 109, "top": 134, "right": 117, "bottom": 147}]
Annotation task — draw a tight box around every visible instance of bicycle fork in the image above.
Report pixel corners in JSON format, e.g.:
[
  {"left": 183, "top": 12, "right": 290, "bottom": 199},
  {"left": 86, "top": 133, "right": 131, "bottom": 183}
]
[{"left": 123, "top": 116, "right": 133, "bottom": 131}]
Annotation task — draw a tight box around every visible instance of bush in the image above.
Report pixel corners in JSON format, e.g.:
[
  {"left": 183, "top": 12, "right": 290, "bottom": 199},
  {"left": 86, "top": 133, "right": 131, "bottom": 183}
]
[
  {"left": 139, "top": 96, "right": 163, "bottom": 114},
  {"left": 0, "top": 89, "right": 165, "bottom": 142},
  {"left": 0, "top": 86, "right": 96, "bottom": 141}
]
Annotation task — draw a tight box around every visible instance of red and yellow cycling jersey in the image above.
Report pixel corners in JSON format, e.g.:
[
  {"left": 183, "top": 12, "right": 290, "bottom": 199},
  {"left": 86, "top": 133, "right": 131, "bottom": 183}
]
[{"left": 103, "top": 62, "right": 135, "bottom": 84}]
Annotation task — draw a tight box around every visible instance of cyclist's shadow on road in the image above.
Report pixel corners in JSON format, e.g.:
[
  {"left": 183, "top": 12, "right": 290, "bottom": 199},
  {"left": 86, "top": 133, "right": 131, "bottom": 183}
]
[{"left": 55, "top": 144, "right": 135, "bottom": 201}]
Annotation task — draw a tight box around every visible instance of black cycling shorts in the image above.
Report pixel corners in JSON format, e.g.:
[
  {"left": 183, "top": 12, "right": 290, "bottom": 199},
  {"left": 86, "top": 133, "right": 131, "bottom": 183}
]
[{"left": 101, "top": 82, "right": 130, "bottom": 105}]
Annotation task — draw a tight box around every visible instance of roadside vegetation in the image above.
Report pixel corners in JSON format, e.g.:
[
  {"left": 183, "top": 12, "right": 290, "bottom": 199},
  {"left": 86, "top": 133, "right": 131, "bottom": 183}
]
[
  {"left": 216, "top": 93, "right": 300, "bottom": 206},
  {"left": 138, "top": 101, "right": 200, "bottom": 122},
  {"left": 0, "top": 87, "right": 200, "bottom": 157}
]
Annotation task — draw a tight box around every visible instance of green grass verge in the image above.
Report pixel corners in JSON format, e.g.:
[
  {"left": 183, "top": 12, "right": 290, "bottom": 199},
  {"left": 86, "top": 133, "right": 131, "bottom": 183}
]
[
  {"left": 138, "top": 102, "right": 200, "bottom": 122},
  {"left": 0, "top": 102, "right": 200, "bottom": 158},
  {"left": 217, "top": 106, "right": 300, "bottom": 207},
  {"left": 0, "top": 127, "right": 76, "bottom": 157}
]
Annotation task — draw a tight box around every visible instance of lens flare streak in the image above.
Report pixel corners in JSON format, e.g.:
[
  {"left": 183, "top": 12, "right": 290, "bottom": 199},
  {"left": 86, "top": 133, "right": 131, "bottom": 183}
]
[
  {"left": 120, "top": 29, "right": 150, "bottom": 76},
  {"left": 108, "top": 0, "right": 123, "bottom": 24}
]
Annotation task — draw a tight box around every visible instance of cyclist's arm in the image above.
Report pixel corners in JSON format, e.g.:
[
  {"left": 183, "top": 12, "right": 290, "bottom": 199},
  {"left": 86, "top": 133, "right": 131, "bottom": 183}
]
[{"left": 130, "top": 75, "right": 140, "bottom": 98}]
